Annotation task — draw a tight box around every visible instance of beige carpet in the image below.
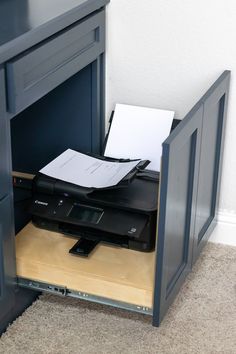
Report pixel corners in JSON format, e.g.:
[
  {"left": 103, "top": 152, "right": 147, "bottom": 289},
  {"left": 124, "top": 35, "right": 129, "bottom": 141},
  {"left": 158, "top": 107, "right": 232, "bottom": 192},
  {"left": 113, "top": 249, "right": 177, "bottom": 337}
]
[{"left": 0, "top": 243, "right": 236, "bottom": 354}]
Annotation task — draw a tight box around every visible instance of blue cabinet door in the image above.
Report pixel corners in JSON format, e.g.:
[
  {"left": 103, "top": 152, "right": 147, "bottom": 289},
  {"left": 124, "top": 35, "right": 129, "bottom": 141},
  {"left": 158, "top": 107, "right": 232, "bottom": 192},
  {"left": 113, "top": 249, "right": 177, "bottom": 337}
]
[
  {"left": 192, "top": 71, "right": 230, "bottom": 263},
  {"left": 152, "top": 71, "right": 230, "bottom": 326},
  {"left": 153, "top": 101, "right": 203, "bottom": 326}
]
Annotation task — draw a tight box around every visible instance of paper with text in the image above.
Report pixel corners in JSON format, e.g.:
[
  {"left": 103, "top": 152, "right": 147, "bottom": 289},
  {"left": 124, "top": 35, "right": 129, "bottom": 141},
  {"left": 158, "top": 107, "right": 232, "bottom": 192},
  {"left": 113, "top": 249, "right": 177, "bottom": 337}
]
[
  {"left": 104, "top": 103, "right": 174, "bottom": 171},
  {"left": 40, "top": 149, "right": 140, "bottom": 188}
]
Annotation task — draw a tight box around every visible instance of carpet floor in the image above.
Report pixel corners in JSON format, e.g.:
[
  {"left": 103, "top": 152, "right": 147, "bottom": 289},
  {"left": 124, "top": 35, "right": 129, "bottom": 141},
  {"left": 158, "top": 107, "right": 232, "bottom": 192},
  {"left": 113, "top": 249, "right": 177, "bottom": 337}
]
[{"left": 0, "top": 243, "right": 236, "bottom": 354}]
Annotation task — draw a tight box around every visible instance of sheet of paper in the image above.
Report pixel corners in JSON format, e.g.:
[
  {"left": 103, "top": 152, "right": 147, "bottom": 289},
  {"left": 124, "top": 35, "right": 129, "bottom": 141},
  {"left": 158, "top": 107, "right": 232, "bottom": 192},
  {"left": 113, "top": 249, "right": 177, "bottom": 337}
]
[
  {"left": 40, "top": 149, "right": 140, "bottom": 188},
  {"left": 104, "top": 103, "right": 174, "bottom": 172}
]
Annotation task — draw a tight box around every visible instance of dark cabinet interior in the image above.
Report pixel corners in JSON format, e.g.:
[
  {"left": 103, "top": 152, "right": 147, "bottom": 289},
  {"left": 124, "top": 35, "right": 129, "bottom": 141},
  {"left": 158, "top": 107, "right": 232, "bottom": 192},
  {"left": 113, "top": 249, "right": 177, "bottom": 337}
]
[
  {"left": 11, "top": 65, "right": 97, "bottom": 233},
  {"left": 11, "top": 66, "right": 94, "bottom": 175}
]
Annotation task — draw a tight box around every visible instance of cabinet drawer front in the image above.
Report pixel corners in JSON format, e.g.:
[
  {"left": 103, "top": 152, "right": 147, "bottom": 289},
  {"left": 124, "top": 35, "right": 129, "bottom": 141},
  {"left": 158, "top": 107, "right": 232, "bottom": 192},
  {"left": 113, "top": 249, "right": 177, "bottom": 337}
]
[{"left": 6, "top": 10, "right": 105, "bottom": 114}]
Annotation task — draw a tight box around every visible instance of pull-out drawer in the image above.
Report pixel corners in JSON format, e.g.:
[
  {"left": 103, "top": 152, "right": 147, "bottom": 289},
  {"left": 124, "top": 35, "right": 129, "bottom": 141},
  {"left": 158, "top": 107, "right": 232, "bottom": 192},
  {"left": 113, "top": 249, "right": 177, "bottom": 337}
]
[
  {"left": 16, "top": 223, "right": 155, "bottom": 314},
  {"left": 6, "top": 10, "right": 105, "bottom": 114}
]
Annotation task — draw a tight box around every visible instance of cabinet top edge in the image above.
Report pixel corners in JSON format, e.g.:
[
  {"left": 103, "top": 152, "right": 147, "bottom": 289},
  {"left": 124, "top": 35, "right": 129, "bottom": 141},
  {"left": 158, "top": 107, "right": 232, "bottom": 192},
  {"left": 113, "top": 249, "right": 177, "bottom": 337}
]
[{"left": 0, "top": 0, "right": 109, "bottom": 65}]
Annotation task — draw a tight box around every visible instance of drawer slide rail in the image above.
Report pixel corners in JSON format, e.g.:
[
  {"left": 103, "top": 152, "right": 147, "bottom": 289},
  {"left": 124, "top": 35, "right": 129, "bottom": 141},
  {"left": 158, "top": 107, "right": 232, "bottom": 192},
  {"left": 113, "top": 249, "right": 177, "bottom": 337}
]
[{"left": 17, "top": 277, "right": 153, "bottom": 316}]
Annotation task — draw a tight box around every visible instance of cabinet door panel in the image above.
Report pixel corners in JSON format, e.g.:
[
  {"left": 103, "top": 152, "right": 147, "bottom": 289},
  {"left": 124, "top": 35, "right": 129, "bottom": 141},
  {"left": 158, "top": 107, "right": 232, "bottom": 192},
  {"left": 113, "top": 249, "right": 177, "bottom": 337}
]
[
  {"left": 153, "top": 71, "right": 230, "bottom": 326},
  {"left": 193, "top": 71, "right": 230, "bottom": 263},
  {"left": 153, "top": 103, "right": 203, "bottom": 326},
  {"left": 0, "top": 195, "right": 16, "bottom": 322}
]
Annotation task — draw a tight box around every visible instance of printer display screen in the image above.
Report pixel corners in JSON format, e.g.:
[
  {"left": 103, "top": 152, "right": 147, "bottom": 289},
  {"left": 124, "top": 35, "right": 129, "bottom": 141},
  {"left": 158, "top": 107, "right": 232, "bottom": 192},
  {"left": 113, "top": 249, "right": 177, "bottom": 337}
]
[{"left": 68, "top": 204, "right": 103, "bottom": 224}]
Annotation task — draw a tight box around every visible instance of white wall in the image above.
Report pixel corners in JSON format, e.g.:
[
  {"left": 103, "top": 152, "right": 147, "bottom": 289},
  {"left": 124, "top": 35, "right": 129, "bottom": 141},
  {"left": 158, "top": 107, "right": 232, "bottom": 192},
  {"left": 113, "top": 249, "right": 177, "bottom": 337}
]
[{"left": 105, "top": 0, "right": 236, "bottom": 245}]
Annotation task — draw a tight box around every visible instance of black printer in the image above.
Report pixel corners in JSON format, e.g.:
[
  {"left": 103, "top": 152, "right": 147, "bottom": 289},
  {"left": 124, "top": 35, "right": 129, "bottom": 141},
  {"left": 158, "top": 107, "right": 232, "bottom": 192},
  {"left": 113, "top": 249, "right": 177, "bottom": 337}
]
[
  {"left": 11, "top": 104, "right": 179, "bottom": 257},
  {"left": 27, "top": 113, "right": 179, "bottom": 256},
  {"left": 29, "top": 169, "right": 159, "bottom": 256}
]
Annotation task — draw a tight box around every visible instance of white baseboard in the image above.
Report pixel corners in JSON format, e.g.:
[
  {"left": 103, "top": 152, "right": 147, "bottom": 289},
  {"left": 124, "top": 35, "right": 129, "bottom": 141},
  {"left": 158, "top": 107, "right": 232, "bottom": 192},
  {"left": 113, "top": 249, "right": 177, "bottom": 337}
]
[{"left": 209, "top": 211, "right": 236, "bottom": 246}]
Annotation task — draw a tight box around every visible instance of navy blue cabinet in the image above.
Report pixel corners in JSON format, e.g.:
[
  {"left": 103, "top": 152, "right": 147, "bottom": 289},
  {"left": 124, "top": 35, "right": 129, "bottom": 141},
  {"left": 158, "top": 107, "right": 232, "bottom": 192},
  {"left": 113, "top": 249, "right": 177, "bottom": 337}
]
[
  {"left": 0, "top": 66, "right": 16, "bottom": 331},
  {"left": 0, "top": 196, "right": 16, "bottom": 328},
  {"left": 0, "top": 68, "right": 9, "bottom": 200},
  {"left": 0, "top": 0, "right": 109, "bottom": 334},
  {"left": 0, "top": 0, "right": 230, "bottom": 333}
]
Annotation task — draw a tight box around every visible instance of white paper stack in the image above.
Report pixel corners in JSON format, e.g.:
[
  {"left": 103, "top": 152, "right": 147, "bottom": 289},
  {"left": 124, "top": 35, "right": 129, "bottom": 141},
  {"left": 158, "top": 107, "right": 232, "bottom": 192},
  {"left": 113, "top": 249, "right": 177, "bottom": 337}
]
[
  {"left": 40, "top": 149, "right": 140, "bottom": 189},
  {"left": 104, "top": 103, "right": 174, "bottom": 172}
]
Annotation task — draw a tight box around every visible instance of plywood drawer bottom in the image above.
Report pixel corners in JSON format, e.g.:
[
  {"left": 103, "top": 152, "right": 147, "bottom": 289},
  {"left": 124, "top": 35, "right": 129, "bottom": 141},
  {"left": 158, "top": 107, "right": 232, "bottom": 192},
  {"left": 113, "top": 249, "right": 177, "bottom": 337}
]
[{"left": 15, "top": 223, "right": 155, "bottom": 312}]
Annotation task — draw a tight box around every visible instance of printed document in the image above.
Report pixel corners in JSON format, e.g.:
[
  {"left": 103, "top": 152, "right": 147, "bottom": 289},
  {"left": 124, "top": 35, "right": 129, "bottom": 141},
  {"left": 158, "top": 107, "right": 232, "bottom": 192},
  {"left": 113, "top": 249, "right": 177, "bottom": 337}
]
[
  {"left": 40, "top": 149, "right": 140, "bottom": 188},
  {"left": 104, "top": 103, "right": 174, "bottom": 171}
]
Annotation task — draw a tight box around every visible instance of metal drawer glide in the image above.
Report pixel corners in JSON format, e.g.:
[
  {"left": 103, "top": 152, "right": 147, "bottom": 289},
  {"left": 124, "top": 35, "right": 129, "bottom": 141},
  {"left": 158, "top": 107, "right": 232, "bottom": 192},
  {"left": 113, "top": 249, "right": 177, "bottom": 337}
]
[
  {"left": 17, "top": 277, "right": 153, "bottom": 316},
  {"left": 18, "top": 277, "right": 67, "bottom": 296}
]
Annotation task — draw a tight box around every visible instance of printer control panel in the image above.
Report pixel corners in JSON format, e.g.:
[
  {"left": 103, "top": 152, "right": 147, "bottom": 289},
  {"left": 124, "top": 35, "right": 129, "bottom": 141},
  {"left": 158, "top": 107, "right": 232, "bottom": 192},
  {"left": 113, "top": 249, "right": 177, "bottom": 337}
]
[
  {"left": 68, "top": 204, "right": 104, "bottom": 224},
  {"left": 29, "top": 194, "right": 148, "bottom": 239}
]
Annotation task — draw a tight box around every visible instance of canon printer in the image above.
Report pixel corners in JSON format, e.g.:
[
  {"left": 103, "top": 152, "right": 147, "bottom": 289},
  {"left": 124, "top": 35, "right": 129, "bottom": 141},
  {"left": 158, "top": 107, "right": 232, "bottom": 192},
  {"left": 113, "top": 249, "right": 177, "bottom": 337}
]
[
  {"left": 29, "top": 165, "right": 159, "bottom": 256},
  {"left": 26, "top": 108, "right": 178, "bottom": 257}
]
